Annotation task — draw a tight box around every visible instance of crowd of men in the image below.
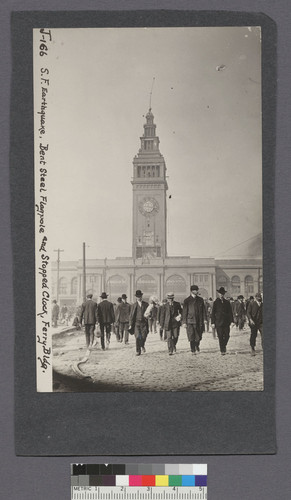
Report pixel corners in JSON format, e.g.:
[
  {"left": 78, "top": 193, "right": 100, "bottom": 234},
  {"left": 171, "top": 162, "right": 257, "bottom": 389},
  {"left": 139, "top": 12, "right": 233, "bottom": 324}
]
[{"left": 52, "top": 285, "right": 263, "bottom": 357}]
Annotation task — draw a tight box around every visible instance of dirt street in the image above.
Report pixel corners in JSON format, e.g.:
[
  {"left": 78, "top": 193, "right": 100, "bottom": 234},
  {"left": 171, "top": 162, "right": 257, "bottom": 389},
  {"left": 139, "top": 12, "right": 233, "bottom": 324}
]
[{"left": 52, "top": 325, "right": 263, "bottom": 392}]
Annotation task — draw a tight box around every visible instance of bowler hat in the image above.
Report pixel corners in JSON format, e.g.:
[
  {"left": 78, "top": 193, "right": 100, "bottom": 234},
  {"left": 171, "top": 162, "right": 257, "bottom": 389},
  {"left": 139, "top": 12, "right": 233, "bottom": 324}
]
[
  {"left": 167, "top": 292, "right": 175, "bottom": 299},
  {"left": 217, "top": 287, "right": 227, "bottom": 295},
  {"left": 121, "top": 294, "right": 127, "bottom": 300},
  {"left": 135, "top": 290, "right": 143, "bottom": 297},
  {"left": 190, "top": 284, "right": 199, "bottom": 291},
  {"left": 100, "top": 292, "right": 108, "bottom": 299}
]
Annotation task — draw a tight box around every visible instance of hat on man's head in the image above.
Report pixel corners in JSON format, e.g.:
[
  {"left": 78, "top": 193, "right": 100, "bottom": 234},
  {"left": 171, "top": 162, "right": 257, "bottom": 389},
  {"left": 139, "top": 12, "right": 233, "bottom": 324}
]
[
  {"left": 255, "top": 292, "right": 262, "bottom": 299},
  {"left": 100, "top": 292, "right": 108, "bottom": 299},
  {"left": 237, "top": 295, "right": 244, "bottom": 300},
  {"left": 167, "top": 292, "right": 175, "bottom": 299},
  {"left": 217, "top": 287, "right": 227, "bottom": 295},
  {"left": 190, "top": 285, "right": 199, "bottom": 291},
  {"left": 135, "top": 290, "right": 143, "bottom": 298},
  {"left": 121, "top": 294, "right": 127, "bottom": 300},
  {"left": 87, "top": 293, "right": 93, "bottom": 299}
]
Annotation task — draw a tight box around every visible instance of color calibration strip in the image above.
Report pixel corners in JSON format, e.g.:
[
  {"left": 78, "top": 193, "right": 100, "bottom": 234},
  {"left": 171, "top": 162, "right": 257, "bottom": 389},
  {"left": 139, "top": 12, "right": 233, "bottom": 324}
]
[{"left": 71, "top": 464, "right": 207, "bottom": 499}]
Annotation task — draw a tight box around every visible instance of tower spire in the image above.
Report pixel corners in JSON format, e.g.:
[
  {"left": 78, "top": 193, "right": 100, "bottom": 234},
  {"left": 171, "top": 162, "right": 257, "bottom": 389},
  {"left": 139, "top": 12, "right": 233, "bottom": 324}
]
[{"left": 149, "top": 77, "right": 155, "bottom": 110}]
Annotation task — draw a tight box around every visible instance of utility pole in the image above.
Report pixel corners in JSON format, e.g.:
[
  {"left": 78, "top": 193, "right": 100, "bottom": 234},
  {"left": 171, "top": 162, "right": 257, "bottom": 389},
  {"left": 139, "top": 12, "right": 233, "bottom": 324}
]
[
  {"left": 54, "top": 248, "right": 64, "bottom": 303},
  {"left": 82, "top": 242, "right": 86, "bottom": 302}
]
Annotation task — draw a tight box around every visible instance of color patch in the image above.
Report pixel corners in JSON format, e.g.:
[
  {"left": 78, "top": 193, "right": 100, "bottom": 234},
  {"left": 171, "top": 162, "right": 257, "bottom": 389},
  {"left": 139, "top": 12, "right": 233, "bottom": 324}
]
[
  {"left": 195, "top": 475, "right": 207, "bottom": 487},
  {"left": 142, "top": 475, "right": 156, "bottom": 486},
  {"left": 89, "top": 475, "right": 103, "bottom": 486},
  {"left": 165, "top": 464, "right": 179, "bottom": 475},
  {"left": 193, "top": 464, "right": 207, "bottom": 475},
  {"left": 129, "top": 475, "right": 142, "bottom": 486},
  {"left": 169, "top": 475, "right": 182, "bottom": 486},
  {"left": 116, "top": 475, "right": 129, "bottom": 486},
  {"left": 102, "top": 475, "right": 116, "bottom": 486},
  {"left": 182, "top": 475, "right": 195, "bottom": 486},
  {"left": 155, "top": 475, "right": 169, "bottom": 486}
]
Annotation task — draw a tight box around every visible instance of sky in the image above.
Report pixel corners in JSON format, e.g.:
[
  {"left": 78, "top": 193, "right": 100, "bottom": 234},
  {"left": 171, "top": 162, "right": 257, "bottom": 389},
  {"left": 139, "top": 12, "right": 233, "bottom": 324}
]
[{"left": 34, "top": 26, "right": 262, "bottom": 262}]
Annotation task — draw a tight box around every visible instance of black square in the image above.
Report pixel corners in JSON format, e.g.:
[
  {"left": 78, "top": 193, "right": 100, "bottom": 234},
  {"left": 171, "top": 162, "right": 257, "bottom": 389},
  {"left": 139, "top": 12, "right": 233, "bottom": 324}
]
[
  {"left": 100, "top": 464, "right": 113, "bottom": 474},
  {"left": 86, "top": 464, "right": 100, "bottom": 475},
  {"left": 72, "top": 464, "right": 86, "bottom": 476},
  {"left": 112, "top": 464, "right": 126, "bottom": 475}
]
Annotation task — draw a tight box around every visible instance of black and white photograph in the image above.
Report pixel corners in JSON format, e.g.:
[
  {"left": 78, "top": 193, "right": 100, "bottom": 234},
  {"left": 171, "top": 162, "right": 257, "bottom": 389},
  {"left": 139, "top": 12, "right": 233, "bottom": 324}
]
[{"left": 34, "top": 26, "right": 263, "bottom": 392}]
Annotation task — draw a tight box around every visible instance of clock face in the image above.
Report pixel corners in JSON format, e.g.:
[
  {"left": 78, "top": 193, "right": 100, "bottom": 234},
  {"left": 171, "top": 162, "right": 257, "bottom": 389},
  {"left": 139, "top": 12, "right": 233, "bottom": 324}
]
[
  {"left": 143, "top": 200, "right": 154, "bottom": 213},
  {"left": 139, "top": 197, "right": 159, "bottom": 216}
]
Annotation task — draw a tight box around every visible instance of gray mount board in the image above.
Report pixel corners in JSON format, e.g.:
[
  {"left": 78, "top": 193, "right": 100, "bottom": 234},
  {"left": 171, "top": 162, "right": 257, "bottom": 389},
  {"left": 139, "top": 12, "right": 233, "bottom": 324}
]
[{"left": 12, "top": 10, "right": 276, "bottom": 455}]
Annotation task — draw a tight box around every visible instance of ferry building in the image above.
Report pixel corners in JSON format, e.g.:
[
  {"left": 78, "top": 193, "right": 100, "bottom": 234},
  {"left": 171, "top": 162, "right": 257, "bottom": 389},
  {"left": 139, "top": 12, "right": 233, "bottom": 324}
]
[{"left": 52, "top": 109, "right": 262, "bottom": 306}]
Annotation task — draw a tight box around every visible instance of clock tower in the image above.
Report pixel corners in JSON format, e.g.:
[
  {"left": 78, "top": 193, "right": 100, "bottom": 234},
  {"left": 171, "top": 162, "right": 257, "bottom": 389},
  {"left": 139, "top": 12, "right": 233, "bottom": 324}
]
[{"left": 132, "top": 108, "right": 168, "bottom": 260}]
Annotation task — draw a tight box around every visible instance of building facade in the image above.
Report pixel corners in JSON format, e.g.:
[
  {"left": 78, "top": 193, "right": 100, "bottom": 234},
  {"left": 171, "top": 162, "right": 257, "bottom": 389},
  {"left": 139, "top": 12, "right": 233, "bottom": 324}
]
[{"left": 51, "top": 109, "right": 262, "bottom": 306}]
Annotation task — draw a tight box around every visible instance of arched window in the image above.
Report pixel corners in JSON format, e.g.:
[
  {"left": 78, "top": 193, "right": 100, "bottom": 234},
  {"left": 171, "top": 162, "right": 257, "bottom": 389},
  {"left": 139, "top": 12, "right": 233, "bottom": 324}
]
[
  {"left": 165, "top": 275, "right": 187, "bottom": 301},
  {"left": 231, "top": 276, "right": 241, "bottom": 296},
  {"left": 71, "top": 277, "right": 77, "bottom": 295},
  {"left": 245, "top": 275, "right": 254, "bottom": 295},
  {"left": 59, "top": 277, "right": 67, "bottom": 295},
  {"left": 136, "top": 275, "right": 157, "bottom": 300},
  {"left": 107, "top": 275, "right": 127, "bottom": 304}
]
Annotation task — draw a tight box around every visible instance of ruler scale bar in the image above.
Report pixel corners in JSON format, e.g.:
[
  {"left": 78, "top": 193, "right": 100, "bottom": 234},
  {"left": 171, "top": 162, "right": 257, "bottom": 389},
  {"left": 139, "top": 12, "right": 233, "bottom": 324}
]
[{"left": 71, "top": 487, "right": 207, "bottom": 500}]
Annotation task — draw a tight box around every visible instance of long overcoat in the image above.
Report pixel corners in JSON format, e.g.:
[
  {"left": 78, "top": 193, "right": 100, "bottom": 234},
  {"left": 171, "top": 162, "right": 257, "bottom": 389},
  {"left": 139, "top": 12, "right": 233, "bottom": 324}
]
[
  {"left": 247, "top": 300, "right": 263, "bottom": 327},
  {"left": 159, "top": 301, "right": 182, "bottom": 331},
  {"left": 97, "top": 299, "right": 115, "bottom": 325},
  {"left": 211, "top": 298, "right": 233, "bottom": 327},
  {"left": 80, "top": 299, "right": 98, "bottom": 325},
  {"left": 182, "top": 295, "right": 206, "bottom": 335},
  {"left": 129, "top": 300, "right": 149, "bottom": 338}
]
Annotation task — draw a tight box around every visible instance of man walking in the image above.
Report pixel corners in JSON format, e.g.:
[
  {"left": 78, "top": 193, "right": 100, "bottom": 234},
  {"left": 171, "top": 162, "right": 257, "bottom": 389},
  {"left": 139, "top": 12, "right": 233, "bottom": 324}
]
[
  {"left": 97, "top": 292, "right": 115, "bottom": 350},
  {"left": 211, "top": 287, "right": 234, "bottom": 355},
  {"left": 79, "top": 293, "right": 98, "bottom": 348},
  {"left": 159, "top": 292, "right": 182, "bottom": 355},
  {"left": 129, "top": 290, "right": 149, "bottom": 356},
  {"left": 235, "top": 295, "right": 246, "bottom": 331},
  {"left": 247, "top": 292, "right": 263, "bottom": 355},
  {"left": 116, "top": 294, "right": 131, "bottom": 344},
  {"left": 51, "top": 299, "right": 59, "bottom": 328},
  {"left": 158, "top": 299, "right": 168, "bottom": 341},
  {"left": 147, "top": 297, "right": 158, "bottom": 334},
  {"left": 182, "top": 285, "right": 206, "bottom": 354},
  {"left": 113, "top": 297, "right": 122, "bottom": 342}
]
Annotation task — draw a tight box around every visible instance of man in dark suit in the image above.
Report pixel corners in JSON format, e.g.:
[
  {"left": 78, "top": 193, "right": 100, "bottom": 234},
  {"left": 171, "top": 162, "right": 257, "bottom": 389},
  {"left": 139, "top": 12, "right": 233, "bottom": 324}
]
[
  {"left": 182, "top": 285, "right": 206, "bottom": 354},
  {"left": 116, "top": 294, "right": 131, "bottom": 345},
  {"left": 97, "top": 292, "right": 115, "bottom": 350},
  {"left": 158, "top": 299, "right": 167, "bottom": 340},
  {"left": 211, "top": 287, "right": 234, "bottom": 355},
  {"left": 159, "top": 292, "right": 182, "bottom": 355},
  {"left": 247, "top": 292, "right": 263, "bottom": 355},
  {"left": 235, "top": 295, "right": 246, "bottom": 330},
  {"left": 79, "top": 293, "right": 98, "bottom": 348},
  {"left": 129, "top": 290, "right": 149, "bottom": 356}
]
